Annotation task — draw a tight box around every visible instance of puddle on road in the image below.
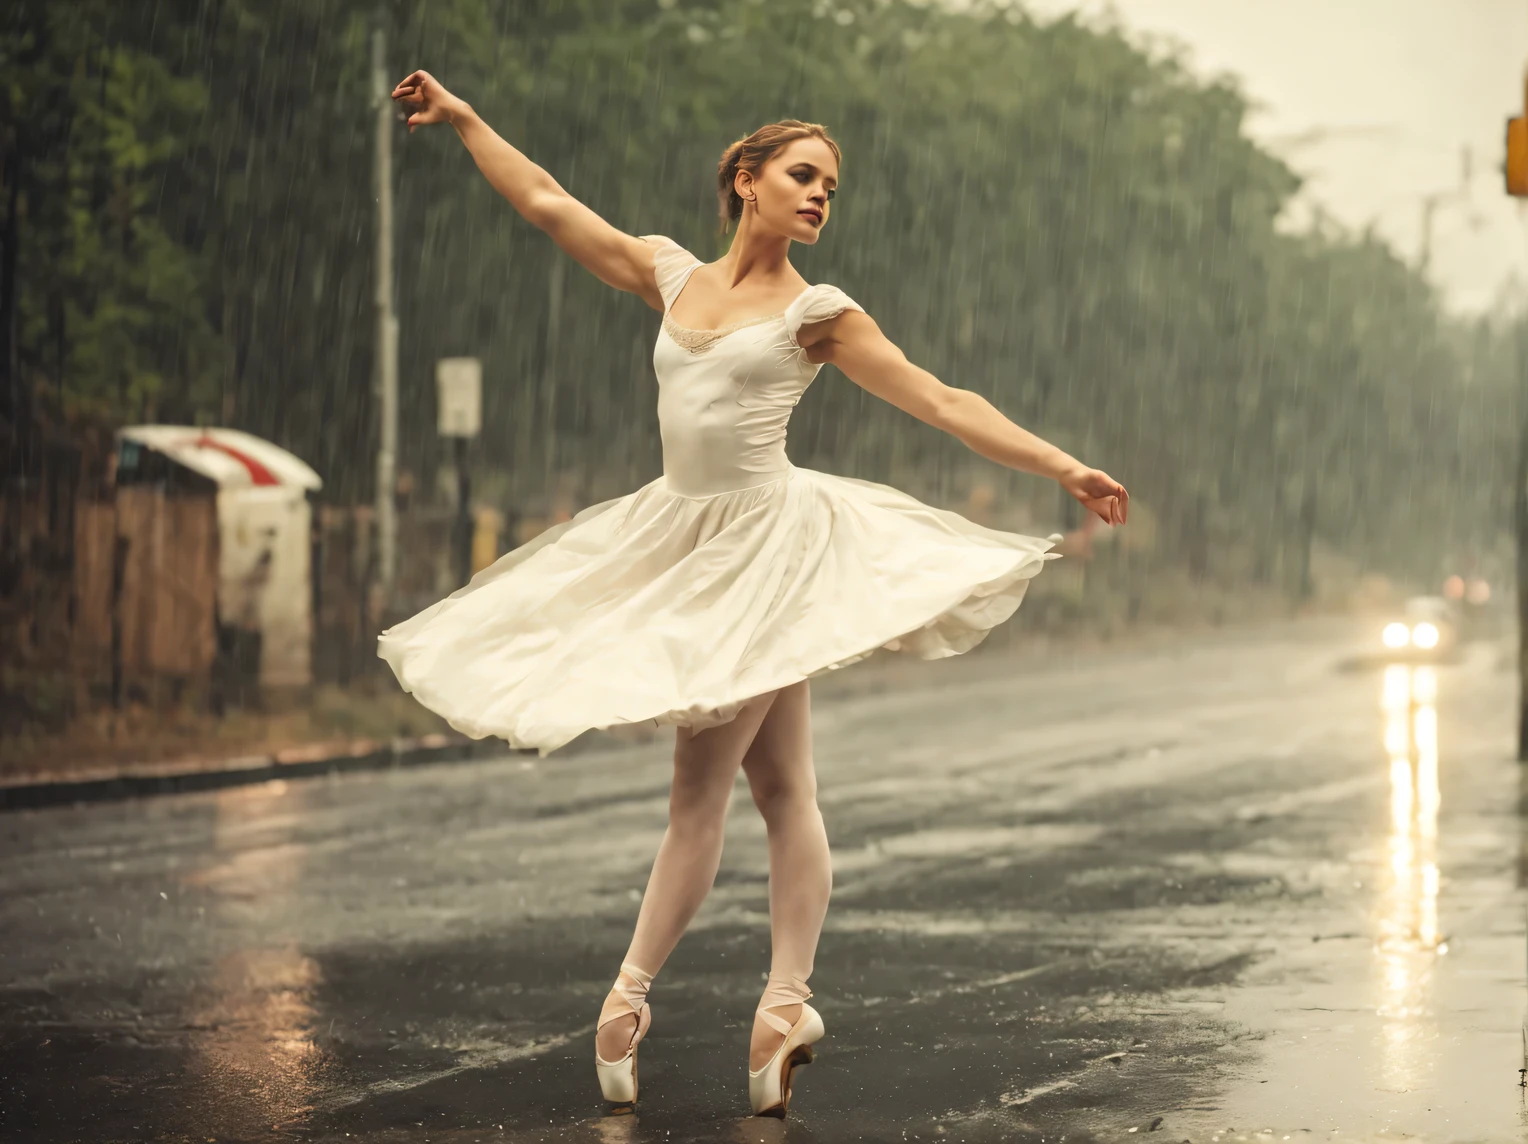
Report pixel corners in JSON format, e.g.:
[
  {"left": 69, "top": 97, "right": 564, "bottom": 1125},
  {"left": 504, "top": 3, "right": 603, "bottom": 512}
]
[
  {"left": 1171, "top": 662, "right": 1528, "bottom": 1141},
  {"left": 2, "top": 779, "right": 335, "bottom": 1142}
]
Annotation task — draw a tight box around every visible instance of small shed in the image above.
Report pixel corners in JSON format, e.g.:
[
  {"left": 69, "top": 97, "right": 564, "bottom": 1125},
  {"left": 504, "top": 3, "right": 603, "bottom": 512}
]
[{"left": 116, "top": 426, "right": 323, "bottom": 692}]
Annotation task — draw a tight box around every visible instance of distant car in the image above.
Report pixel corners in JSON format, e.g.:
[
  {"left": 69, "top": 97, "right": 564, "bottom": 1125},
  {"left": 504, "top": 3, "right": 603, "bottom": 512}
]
[
  {"left": 1380, "top": 596, "right": 1458, "bottom": 661},
  {"left": 1443, "top": 574, "right": 1500, "bottom": 641}
]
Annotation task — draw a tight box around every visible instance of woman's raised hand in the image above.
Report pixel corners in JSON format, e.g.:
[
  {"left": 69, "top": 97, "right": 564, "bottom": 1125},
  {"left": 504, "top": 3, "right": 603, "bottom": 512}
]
[
  {"left": 1060, "top": 465, "right": 1129, "bottom": 526},
  {"left": 392, "top": 70, "right": 466, "bottom": 132}
]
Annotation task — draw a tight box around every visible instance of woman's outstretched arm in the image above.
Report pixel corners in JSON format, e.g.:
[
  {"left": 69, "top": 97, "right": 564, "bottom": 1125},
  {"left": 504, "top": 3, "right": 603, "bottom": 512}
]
[
  {"left": 801, "top": 310, "right": 1129, "bottom": 526},
  {"left": 392, "top": 70, "right": 663, "bottom": 310}
]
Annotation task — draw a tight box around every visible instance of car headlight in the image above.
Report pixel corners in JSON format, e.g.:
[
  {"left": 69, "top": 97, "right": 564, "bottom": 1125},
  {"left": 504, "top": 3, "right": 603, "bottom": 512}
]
[
  {"left": 1411, "top": 622, "right": 1440, "bottom": 649},
  {"left": 1382, "top": 622, "right": 1411, "bottom": 649}
]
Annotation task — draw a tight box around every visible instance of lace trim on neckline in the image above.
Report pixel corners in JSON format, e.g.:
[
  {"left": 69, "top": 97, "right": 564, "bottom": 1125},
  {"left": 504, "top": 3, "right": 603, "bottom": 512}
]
[{"left": 662, "top": 310, "right": 785, "bottom": 353}]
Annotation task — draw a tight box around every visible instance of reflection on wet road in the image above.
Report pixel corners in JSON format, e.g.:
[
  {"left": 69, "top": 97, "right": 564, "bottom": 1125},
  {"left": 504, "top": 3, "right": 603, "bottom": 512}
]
[
  {"left": 2, "top": 619, "right": 1525, "bottom": 1143},
  {"left": 179, "top": 780, "right": 325, "bottom": 1132},
  {"left": 1378, "top": 665, "right": 1443, "bottom": 1095}
]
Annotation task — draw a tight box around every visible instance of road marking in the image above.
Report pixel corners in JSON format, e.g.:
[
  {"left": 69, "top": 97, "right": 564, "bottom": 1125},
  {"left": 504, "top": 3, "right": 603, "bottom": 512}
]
[
  {"left": 1001, "top": 1077, "right": 1077, "bottom": 1106},
  {"left": 308, "top": 1028, "right": 586, "bottom": 1114},
  {"left": 1231, "top": 773, "right": 1383, "bottom": 824}
]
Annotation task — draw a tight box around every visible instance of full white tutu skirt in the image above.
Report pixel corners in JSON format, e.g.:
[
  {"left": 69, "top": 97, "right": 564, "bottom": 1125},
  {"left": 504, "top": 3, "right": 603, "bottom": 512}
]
[{"left": 378, "top": 466, "right": 1056, "bottom": 756}]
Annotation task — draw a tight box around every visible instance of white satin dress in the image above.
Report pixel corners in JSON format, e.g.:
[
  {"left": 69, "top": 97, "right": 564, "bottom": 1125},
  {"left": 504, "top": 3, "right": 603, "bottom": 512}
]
[{"left": 377, "top": 235, "right": 1057, "bottom": 755}]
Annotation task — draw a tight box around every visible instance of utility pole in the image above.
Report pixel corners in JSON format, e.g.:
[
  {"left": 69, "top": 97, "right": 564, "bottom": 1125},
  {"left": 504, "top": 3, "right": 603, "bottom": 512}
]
[
  {"left": 1517, "top": 393, "right": 1528, "bottom": 760},
  {"left": 1297, "top": 483, "right": 1317, "bottom": 601},
  {"left": 372, "top": 23, "right": 398, "bottom": 605},
  {"left": 1417, "top": 146, "right": 1476, "bottom": 277},
  {"left": 1416, "top": 192, "right": 1442, "bottom": 277},
  {"left": 1508, "top": 67, "right": 1528, "bottom": 757}
]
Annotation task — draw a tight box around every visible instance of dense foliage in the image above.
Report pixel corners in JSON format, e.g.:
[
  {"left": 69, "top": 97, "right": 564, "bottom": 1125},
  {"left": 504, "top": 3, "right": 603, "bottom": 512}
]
[{"left": 3, "top": 0, "right": 1521, "bottom": 588}]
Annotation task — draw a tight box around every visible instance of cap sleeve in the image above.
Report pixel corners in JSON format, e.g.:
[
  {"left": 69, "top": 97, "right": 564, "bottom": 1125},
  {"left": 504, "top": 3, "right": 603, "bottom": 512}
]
[
  {"left": 785, "top": 284, "right": 864, "bottom": 345},
  {"left": 641, "top": 235, "right": 702, "bottom": 311}
]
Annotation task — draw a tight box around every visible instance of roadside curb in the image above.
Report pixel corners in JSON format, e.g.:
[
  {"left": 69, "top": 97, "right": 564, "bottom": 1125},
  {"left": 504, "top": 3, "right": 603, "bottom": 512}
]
[{"left": 0, "top": 734, "right": 516, "bottom": 813}]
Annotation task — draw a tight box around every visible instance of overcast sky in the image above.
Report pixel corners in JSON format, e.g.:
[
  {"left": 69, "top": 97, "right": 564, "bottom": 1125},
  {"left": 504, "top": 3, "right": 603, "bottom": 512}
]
[{"left": 1018, "top": 0, "right": 1528, "bottom": 313}]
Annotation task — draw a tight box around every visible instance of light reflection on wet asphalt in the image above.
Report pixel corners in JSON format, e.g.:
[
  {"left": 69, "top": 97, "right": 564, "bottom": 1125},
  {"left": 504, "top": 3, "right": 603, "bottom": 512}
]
[
  {"left": 1376, "top": 664, "right": 1443, "bottom": 1094},
  {"left": 2, "top": 619, "right": 1525, "bottom": 1143}
]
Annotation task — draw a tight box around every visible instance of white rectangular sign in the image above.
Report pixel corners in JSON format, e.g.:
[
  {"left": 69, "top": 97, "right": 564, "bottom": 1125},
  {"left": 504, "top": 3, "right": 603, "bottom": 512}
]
[{"left": 436, "top": 357, "right": 482, "bottom": 438}]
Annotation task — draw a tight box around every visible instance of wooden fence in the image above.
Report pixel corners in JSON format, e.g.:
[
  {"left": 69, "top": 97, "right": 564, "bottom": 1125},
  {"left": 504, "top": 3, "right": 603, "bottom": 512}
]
[
  {"left": 4, "top": 431, "right": 526, "bottom": 737},
  {"left": 71, "top": 488, "right": 219, "bottom": 705}
]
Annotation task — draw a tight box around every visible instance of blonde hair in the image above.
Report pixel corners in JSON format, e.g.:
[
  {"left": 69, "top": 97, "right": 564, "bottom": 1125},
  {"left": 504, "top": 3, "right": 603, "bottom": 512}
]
[{"left": 716, "top": 120, "right": 842, "bottom": 229}]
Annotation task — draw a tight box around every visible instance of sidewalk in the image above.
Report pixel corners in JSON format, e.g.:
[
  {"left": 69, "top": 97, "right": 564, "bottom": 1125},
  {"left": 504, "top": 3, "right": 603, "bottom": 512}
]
[
  {"left": 0, "top": 640, "right": 1014, "bottom": 812},
  {"left": 0, "top": 732, "right": 516, "bottom": 812}
]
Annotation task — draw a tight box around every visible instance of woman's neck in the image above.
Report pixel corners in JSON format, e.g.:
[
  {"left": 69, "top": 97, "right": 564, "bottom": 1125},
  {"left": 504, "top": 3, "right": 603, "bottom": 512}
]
[{"left": 719, "top": 212, "right": 796, "bottom": 288}]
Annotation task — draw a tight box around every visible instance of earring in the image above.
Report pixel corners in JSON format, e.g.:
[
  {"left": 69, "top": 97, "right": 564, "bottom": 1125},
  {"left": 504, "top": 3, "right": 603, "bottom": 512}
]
[{"left": 744, "top": 192, "right": 757, "bottom": 203}]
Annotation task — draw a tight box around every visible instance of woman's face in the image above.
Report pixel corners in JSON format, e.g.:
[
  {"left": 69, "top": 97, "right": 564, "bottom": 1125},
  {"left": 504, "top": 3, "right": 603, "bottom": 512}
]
[{"left": 736, "top": 137, "right": 839, "bottom": 244}]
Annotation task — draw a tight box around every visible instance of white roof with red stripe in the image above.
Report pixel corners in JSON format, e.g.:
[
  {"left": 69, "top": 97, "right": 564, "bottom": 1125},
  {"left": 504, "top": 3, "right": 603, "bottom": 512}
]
[{"left": 119, "top": 426, "right": 323, "bottom": 491}]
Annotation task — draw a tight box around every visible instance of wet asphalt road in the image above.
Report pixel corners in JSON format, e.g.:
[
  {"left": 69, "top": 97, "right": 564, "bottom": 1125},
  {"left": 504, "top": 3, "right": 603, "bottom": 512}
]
[{"left": 3, "top": 619, "right": 1526, "bottom": 1144}]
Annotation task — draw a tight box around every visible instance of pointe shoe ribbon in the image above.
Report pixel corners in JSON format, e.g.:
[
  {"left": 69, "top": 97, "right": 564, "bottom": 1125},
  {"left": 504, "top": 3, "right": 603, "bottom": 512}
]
[
  {"left": 749, "top": 972, "right": 824, "bottom": 1118},
  {"left": 755, "top": 971, "right": 811, "bottom": 1035},
  {"left": 596, "top": 961, "right": 654, "bottom": 1104}
]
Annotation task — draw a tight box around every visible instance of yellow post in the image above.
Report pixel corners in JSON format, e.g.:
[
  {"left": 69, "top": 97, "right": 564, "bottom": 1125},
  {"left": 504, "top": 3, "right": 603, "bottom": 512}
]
[{"left": 470, "top": 506, "right": 504, "bottom": 576}]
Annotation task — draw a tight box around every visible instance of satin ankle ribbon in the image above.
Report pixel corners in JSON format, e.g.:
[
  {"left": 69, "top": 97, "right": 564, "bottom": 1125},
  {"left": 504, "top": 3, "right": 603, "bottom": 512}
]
[
  {"left": 756, "top": 971, "right": 812, "bottom": 1036},
  {"left": 598, "top": 961, "right": 655, "bottom": 1031}
]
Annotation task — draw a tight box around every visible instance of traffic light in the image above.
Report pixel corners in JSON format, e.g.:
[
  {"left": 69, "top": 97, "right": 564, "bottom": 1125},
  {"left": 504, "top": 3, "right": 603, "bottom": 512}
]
[
  {"left": 1509, "top": 116, "right": 1528, "bottom": 196},
  {"left": 1510, "top": 75, "right": 1528, "bottom": 196}
]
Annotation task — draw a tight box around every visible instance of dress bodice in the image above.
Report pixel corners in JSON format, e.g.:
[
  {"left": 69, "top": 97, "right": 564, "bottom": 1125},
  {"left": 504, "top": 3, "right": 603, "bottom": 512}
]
[{"left": 645, "top": 235, "right": 863, "bottom": 498}]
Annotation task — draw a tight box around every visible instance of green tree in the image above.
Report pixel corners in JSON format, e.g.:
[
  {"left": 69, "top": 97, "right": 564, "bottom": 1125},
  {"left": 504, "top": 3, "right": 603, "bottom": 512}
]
[
  {"left": 7, "top": 0, "right": 1520, "bottom": 596},
  {"left": 1, "top": 0, "right": 216, "bottom": 440}
]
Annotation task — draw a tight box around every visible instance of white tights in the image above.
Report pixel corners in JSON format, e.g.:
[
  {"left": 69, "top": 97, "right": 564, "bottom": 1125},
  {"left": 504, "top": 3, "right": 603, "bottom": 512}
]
[{"left": 594, "top": 680, "right": 832, "bottom": 1067}]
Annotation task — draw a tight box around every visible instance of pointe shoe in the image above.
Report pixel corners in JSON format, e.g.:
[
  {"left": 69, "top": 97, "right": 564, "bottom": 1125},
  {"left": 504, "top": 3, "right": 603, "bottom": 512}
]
[
  {"left": 748, "top": 972, "right": 824, "bottom": 1118},
  {"left": 595, "top": 962, "right": 654, "bottom": 1106}
]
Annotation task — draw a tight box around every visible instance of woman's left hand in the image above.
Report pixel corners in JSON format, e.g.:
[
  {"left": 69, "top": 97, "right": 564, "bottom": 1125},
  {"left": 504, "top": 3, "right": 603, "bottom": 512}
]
[
  {"left": 1060, "top": 465, "right": 1129, "bottom": 526},
  {"left": 391, "top": 69, "right": 467, "bottom": 132}
]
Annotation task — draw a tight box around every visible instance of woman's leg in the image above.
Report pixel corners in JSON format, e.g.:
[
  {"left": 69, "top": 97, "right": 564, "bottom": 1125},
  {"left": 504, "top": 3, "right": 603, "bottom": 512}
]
[
  {"left": 739, "top": 680, "right": 831, "bottom": 1070},
  {"left": 595, "top": 689, "right": 781, "bottom": 1063}
]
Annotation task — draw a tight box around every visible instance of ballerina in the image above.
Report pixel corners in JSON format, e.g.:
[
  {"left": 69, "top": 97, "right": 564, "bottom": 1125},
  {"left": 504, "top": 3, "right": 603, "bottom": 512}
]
[{"left": 382, "top": 69, "right": 1127, "bottom": 1119}]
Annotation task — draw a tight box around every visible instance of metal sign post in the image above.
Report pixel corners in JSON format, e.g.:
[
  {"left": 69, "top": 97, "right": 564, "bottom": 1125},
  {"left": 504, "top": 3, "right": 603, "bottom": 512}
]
[{"left": 437, "top": 358, "right": 482, "bottom": 586}]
